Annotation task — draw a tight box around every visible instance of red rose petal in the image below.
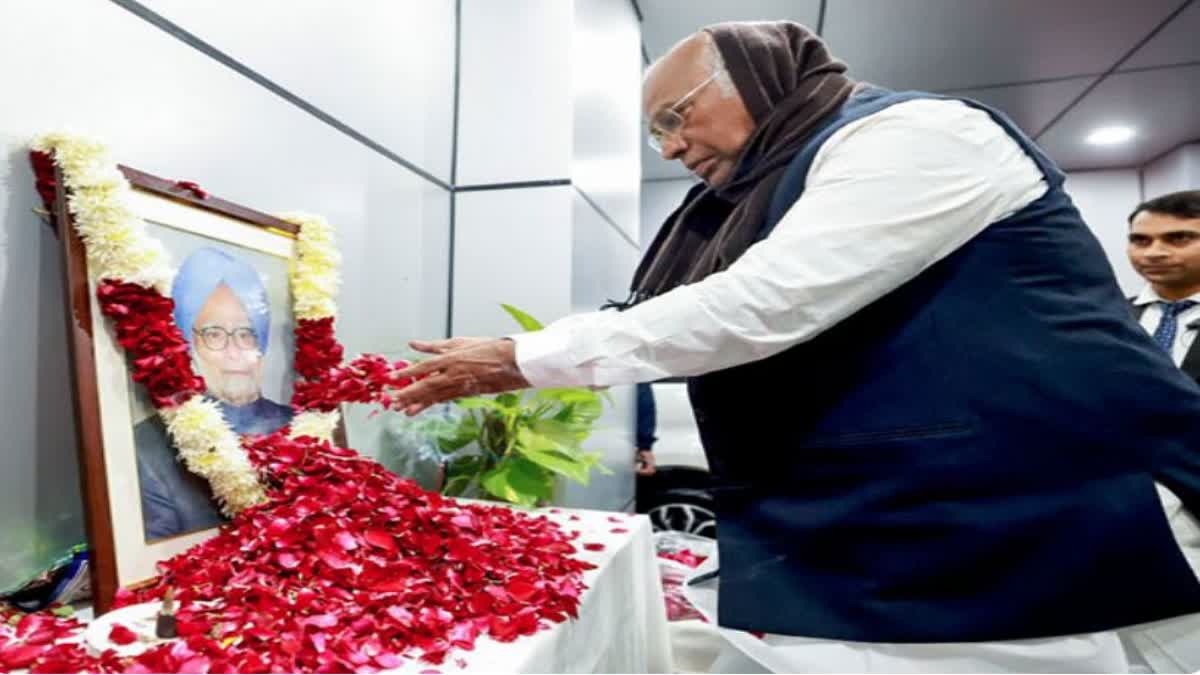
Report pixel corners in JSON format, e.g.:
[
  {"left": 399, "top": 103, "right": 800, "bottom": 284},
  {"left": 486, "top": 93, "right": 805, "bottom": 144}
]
[
  {"left": 362, "top": 526, "right": 396, "bottom": 552},
  {"left": 583, "top": 543, "right": 605, "bottom": 552},
  {"left": 2, "top": 643, "right": 46, "bottom": 670},
  {"left": 507, "top": 580, "right": 538, "bottom": 603},
  {"left": 108, "top": 623, "right": 139, "bottom": 646},
  {"left": 302, "top": 614, "right": 338, "bottom": 629},
  {"left": 179, "top": 655, "right": 212, "bottom": 674},
  {"left": 333, "top": 530, "right": 358, "bottom": 551},
  {"left": 316, "top": 547, "right": 354, "bottom": 571},
  {"left": 375, "top": 652, "right": 403, "bottom": 669}
]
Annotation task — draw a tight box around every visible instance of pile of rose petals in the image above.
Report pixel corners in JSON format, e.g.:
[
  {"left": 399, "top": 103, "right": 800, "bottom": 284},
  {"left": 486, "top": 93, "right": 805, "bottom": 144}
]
[{"left": 3, "top": 430, "right": 596, "bottom": 673}]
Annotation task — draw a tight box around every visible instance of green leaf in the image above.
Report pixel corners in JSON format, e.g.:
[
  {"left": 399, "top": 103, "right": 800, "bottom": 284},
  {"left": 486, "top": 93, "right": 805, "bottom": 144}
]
[
  {"left": 530, "top": 418, "right": 587, "bottom": 449},
  {"left": 50, "top": 605, "right": 75, "bottom": 618},
  {"left": 514, "top": 428, "right": 591, "bottom": 484},
  {"left": 417, "top": 416, "right": 479, "bottom": 453},
  {"left": 442, "top": 454, "right": 486, "bottom": 496},
  {"left": 443, "top": 475, "right": 474, "bottom": 497},
  {"left": 480, "top": 456, "right": 554, "bottom": 507},
  {"left": 445, "top": 454, "right": 485, "bottom": 479},
  {"left": 536, "top": 388, "right": 604, "bottom": 423},
  {"left": 455, "top": 396, "right": 505, "bottom": 411},
  {"left": 535, "top": 387, "right": 600, "bottom": 405},
  {"left": 501, "top": 304, "right": 544, "bottom": 332},
  {"left": 495, "top": 392, "right": 523, "bottom": 408},
  {"left": 524, "top": 449, "right": 591, "bottom": 484}
]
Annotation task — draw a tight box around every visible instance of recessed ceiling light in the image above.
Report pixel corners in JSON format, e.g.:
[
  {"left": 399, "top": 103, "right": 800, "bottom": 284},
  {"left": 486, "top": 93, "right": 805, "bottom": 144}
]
[{"left": 1086, "top": 126, "right": 1136, "bottom": 146}]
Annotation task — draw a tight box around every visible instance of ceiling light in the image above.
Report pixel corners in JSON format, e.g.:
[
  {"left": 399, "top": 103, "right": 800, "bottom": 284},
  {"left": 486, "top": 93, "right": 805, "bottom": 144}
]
[{"left": 1086, "top": 126, "right": 1135, "bottom": 146}]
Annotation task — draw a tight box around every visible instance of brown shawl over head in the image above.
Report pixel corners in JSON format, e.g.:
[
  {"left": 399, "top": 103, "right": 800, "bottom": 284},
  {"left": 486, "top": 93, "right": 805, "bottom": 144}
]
[{"left": 628, "top": 21, "right": 857, "bottom": 303}]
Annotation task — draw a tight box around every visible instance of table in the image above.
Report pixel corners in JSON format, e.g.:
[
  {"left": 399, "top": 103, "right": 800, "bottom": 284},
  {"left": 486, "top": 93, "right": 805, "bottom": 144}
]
[
  {"left": 414, "top": 508, "right": 674, "bottom": 673},
  {"left": 79, "top": 507, "right": 673, "bottom": 674}
]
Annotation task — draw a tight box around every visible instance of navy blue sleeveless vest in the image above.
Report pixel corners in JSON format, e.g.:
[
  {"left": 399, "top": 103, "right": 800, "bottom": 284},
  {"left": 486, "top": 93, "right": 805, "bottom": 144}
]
[{"left": 687, "top": 88, "right": 1200, "bottom": 642}]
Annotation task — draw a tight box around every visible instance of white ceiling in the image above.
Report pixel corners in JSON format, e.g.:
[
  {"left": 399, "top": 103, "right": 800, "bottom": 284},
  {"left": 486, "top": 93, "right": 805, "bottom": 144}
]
[{"left": 637, "top": 0, "right": 1200, "bottom": 180}]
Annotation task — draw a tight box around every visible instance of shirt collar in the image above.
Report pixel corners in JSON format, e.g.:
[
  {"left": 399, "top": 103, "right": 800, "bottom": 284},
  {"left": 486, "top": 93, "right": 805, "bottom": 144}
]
[{"left": 1133, "top": 286, "right": 1200, "bottom": 306}]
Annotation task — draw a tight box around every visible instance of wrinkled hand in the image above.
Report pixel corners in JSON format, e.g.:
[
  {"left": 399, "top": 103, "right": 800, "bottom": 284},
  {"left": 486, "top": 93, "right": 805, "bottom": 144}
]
[
  {"left": 392, "top": 337, "right": 531, "bottom": 415},
  {"left": 635, "top": 449, "right": 656, "bottom": 477}
]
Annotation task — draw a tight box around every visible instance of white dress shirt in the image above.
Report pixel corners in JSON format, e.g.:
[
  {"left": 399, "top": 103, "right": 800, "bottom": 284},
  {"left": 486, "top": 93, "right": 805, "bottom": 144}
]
[
  {"left": 1134, "top": 287, "right": 1200, "bottom": 366},
  {"left": 512, "top": 98, "right": 1200, "bottom": 671}
]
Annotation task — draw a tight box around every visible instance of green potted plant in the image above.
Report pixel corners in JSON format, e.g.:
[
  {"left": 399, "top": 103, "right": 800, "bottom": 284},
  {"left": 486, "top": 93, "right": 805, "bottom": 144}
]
[{"left": 417, "top": 305, "right": 611, "bottom": 507}]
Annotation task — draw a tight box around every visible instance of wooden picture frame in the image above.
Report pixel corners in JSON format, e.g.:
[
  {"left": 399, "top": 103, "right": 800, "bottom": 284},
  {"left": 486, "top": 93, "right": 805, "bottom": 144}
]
[{"left": 53, "top": 166, "right": 346, "bottom": 614}]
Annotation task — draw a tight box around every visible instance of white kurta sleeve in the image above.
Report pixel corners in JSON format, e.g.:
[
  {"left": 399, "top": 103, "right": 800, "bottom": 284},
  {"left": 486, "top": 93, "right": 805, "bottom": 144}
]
[{"left": 514, "top": 99, "right": 1047, "bottom": 388}]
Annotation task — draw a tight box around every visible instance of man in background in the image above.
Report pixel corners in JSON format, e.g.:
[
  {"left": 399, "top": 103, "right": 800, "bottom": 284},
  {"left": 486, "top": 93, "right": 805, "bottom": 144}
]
[
  {"left": 635, "top": 382, "right": 657, "bottom": 477},
  {"left": 1128, "top": 190, "right": 1200, "bottom": 383}
]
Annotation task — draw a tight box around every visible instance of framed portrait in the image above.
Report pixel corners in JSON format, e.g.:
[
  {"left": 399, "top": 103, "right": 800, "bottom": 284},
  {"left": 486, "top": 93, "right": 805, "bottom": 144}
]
[{"left": 53, "top": 166, "right": 345, "bottom": 613}]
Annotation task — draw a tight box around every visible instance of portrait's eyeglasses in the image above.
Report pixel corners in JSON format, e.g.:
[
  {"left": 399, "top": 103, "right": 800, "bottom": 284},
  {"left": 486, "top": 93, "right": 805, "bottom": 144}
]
[
  {"left": 647, "top": 71, "right": 719, "bottom": 152},
  {"left": 194, "top": 326, "right": 259, "bottom": 351}
]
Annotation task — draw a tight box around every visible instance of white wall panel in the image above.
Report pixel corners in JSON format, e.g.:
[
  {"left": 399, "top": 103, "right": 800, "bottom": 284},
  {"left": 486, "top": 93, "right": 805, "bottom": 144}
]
[
  {"left": 562, "top": 192, "right": 639, "bottom": 510},
  {"left": 456, "top": 0, "right": 572, "bottom": 185},
  {"left": 572, "top": 193, "right": 639, "bottom": 314},
  {"left": 640, "top": 178, "right": 696, "bottom": 249},
  {"left": 0, "top": 0, "right": 450, "bottom": 588},
  {"left": 142, "top": 0, "right": 457, "bottom": 183},
  {"left": 337, "top": 176, "right": 450, "bottom": 356},
  {"left": 451, "top": 187, "right": 574, "bottom": 336},
  {"left": 572, "top": 0, "right": 641, "bottom": 239},
  {"left": 1063, "top": 170, "right": 1143, "bottom": 295}
]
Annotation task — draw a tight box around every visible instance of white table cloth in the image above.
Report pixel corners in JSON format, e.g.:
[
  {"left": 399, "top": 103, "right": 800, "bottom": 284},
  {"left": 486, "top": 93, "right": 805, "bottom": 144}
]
[{"left": 400, "top": 507, "right": 673, "bottom": 673}]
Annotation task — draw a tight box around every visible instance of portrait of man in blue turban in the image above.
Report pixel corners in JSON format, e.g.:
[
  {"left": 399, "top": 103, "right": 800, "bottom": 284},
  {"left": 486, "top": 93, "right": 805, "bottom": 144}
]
[{"left": 134, "top": 247, "right": 294, "bottom": 541}]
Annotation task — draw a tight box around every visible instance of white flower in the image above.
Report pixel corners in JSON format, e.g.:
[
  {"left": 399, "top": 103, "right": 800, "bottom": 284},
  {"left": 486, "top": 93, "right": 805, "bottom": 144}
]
[
  {"left": 161, "top": 395, "right": 266, "bottom": 515},
  {"left": 289, "top": 410, "right": 341, "bottom": 443},
  {"left": 278, "top": 211, "right": 341, "bottom": 320}
]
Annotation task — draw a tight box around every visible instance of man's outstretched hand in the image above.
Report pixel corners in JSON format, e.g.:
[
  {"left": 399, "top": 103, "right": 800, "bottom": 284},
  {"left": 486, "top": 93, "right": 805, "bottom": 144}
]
[{"left": 392, "top": 337, "right": 532, "bottom": 415}]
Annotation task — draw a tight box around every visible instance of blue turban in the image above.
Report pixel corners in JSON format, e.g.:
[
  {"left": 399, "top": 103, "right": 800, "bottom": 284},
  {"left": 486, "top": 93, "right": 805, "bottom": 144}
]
[{"left": 172, "top": 247, "right": 271, "bottom": 351}]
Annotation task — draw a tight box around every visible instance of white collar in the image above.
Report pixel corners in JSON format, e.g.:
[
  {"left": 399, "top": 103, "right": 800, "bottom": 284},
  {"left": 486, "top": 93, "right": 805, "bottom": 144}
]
[{"left": 1133, "top": 286, "right": 1200, "bottom": 307}]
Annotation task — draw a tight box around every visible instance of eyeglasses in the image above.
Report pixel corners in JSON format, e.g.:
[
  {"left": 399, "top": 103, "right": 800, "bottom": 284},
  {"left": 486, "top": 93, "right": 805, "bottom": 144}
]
[
  {"left": 194, "top": 325, "right": 259, "bottom": 351},
  {"left": 647, "top": 71, "right": 719, "bottom": 152}
]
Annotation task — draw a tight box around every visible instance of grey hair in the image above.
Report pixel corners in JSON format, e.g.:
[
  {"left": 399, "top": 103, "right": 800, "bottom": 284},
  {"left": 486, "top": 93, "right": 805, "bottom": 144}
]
[
  {"left": 700, "top": 32, "right": 737, "bottom": 98},
  {"left": 644, "top": 31, "right": 737, "bottom": 99}
]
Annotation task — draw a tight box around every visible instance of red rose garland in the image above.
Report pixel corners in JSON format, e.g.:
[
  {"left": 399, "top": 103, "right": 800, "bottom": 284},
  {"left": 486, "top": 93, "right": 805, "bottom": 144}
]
[{"left": 96, "top": 281, "right": 206, "bottom": 408}]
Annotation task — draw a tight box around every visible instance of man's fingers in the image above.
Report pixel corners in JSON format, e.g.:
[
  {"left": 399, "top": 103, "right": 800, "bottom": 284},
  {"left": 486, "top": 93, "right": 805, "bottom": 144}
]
[
  {"left": 394, "top": 368, "right": 468, "bottom": 414},
  {"left": 409, "top": 339, "right": 454, "bottom": 355},
  {"left": 409, "top": 336, "right": 489, "bottom": 355},
  {"left": 395, "top": 354, "right": 446, "bottom": 380},
  {"left": 393, "top": 373, "right": 441, "bottom": 409}
]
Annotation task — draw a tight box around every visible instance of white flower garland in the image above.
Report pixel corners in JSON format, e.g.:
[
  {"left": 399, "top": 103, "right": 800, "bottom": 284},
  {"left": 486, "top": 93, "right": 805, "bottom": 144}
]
[
  {"left": 161, "top": 396, "right": 266, "bottom": 513},
  {"left": 279, "top": 211, "right": 341, "bottom": 322},
  {"left": 33, "top": 133, "right": 346, "bottom": 513},
  {"left": 278, "top": 211, "right": 343, "bottom": 444},
  {"left": 288, "top": 410, "right": 341, "bottom": 444},
  {"left": 31, "top": 133, "right": 174, "bottom": 294}
]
